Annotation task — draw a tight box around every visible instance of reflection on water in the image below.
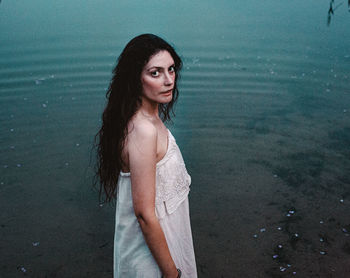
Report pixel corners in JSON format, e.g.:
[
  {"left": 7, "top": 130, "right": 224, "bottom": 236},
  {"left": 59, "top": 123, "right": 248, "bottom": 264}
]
[
  {"left": 0, "top": 0, "right": 350, "bottom": 277},
  {"left": 327, "top": 0, "right": 350, "bottom": 25}
]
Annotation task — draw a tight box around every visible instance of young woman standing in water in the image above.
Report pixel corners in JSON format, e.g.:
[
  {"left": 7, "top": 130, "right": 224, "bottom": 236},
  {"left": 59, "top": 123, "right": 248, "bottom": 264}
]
[{"left": 95, "top": 34, "right": 197, "bottom": 278}]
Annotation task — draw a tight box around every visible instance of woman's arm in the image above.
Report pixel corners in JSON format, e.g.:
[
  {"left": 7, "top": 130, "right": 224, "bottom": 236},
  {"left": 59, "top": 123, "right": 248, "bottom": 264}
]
[{"left": 128, "top": 122, "right": 178, "bottom": 278}]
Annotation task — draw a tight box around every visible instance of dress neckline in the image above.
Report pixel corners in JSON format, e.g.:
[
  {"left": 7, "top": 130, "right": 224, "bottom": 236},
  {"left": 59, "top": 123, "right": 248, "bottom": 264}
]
[{"left": 155, "top": 128, "right": 171, "bottom": 167}]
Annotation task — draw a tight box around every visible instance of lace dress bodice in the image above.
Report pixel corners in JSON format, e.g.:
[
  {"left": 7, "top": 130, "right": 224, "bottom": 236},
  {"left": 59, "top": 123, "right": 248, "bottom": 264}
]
[{"left": 155, "top": 130, "right": 191, "bottom": 218}]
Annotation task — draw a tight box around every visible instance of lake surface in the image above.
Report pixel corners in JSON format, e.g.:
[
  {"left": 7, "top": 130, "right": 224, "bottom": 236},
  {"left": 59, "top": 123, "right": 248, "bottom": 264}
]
[{"left": 1, "top": 0, "right": 350, "bottom": 277}]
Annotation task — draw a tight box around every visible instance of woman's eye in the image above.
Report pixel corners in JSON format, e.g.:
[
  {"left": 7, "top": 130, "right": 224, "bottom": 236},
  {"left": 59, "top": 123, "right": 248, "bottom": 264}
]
[
  {"left": 151, "top": 71, "right": 159, "bottom": 77},
  {"left": 169, "top": 66, "right": 175, "bottom": 73}
]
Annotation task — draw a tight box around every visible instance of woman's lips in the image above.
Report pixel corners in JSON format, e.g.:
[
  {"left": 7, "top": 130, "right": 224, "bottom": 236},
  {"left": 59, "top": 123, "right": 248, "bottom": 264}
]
[{"left": 161, "top": 89, "right": 173, "bottom": 96}]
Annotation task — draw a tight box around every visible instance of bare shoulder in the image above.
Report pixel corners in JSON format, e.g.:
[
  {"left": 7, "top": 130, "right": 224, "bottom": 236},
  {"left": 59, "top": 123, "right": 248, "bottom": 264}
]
[{"left": 128, "top": 118, "right": 158, "bottom": 146}]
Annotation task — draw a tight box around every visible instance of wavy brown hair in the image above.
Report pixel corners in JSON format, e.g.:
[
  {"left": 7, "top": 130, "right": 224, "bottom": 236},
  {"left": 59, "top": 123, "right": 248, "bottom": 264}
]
[{"left": 95, "top": 34, "right": 182, "bottom": 202}]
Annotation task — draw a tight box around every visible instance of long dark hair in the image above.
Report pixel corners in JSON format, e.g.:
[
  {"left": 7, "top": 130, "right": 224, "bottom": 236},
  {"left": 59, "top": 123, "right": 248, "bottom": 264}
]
[{"left": 95, "top": 34, "right": 182, "bottom": 202}]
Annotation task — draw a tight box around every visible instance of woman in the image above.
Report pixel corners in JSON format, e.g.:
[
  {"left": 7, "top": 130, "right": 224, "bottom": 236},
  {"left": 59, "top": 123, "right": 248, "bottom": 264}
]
[{"left": 95, "top": 34, "right": 197, "bottom": 278}]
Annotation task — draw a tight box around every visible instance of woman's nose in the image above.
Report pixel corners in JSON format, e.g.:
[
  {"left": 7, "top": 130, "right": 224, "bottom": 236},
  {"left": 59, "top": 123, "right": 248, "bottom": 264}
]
[{"left": 164, "top": 72, "right": 174, "bottom": 86}]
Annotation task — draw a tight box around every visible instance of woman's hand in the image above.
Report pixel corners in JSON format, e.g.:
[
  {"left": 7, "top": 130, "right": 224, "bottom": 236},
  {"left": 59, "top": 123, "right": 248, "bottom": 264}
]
[{"left": 162, "top": 267, "right": 180, "bottom": 278}]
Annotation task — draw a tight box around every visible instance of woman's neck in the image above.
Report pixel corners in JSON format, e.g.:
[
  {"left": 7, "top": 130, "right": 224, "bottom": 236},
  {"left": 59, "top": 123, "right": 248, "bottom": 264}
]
[{"left": 139, "top": 97, "right": 159, "bottom": 118}]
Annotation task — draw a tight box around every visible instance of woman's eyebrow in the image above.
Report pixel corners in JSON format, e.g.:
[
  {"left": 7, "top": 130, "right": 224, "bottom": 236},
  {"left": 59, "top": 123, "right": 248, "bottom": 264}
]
[
  {"left": 146, "top": 64, "right": 175, "bottom": 71},
  {"left": 146, "top": 66, "right": 163, "bottom": 71}
]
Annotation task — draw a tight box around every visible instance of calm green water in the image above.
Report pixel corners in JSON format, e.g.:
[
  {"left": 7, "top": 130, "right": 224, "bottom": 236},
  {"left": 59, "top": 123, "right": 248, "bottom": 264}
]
[{"left": 1, "top": 0, "right": 350, "bottom": 277}]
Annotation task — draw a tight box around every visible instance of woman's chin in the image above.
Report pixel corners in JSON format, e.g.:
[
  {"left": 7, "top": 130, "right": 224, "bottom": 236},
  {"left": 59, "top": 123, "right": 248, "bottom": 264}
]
[{"left": 159, "top": 94, "right": 173, "bottom": 103}]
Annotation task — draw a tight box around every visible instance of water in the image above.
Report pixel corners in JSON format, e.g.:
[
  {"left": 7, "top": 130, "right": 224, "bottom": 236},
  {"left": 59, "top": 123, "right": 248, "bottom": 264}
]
[{"left": 1, "top": 0, "right": 350, "bottom": 277}]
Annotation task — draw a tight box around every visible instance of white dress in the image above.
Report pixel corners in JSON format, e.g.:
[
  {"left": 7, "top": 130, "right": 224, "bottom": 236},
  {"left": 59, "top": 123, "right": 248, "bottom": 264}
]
[{"left": 114, "top": 129, "right": 197, "bottom": 278}]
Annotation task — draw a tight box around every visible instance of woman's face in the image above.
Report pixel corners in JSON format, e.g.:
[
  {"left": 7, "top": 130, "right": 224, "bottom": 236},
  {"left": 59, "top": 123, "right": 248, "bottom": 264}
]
[{"left": 141, "top": 50, "right": 176, "bottom": 104}]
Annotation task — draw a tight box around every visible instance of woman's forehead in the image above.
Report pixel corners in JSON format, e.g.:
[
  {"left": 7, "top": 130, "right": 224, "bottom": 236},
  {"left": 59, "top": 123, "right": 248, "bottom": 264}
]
[{"left": 145, "top": 50, "right": 174, "bottom": 69}]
